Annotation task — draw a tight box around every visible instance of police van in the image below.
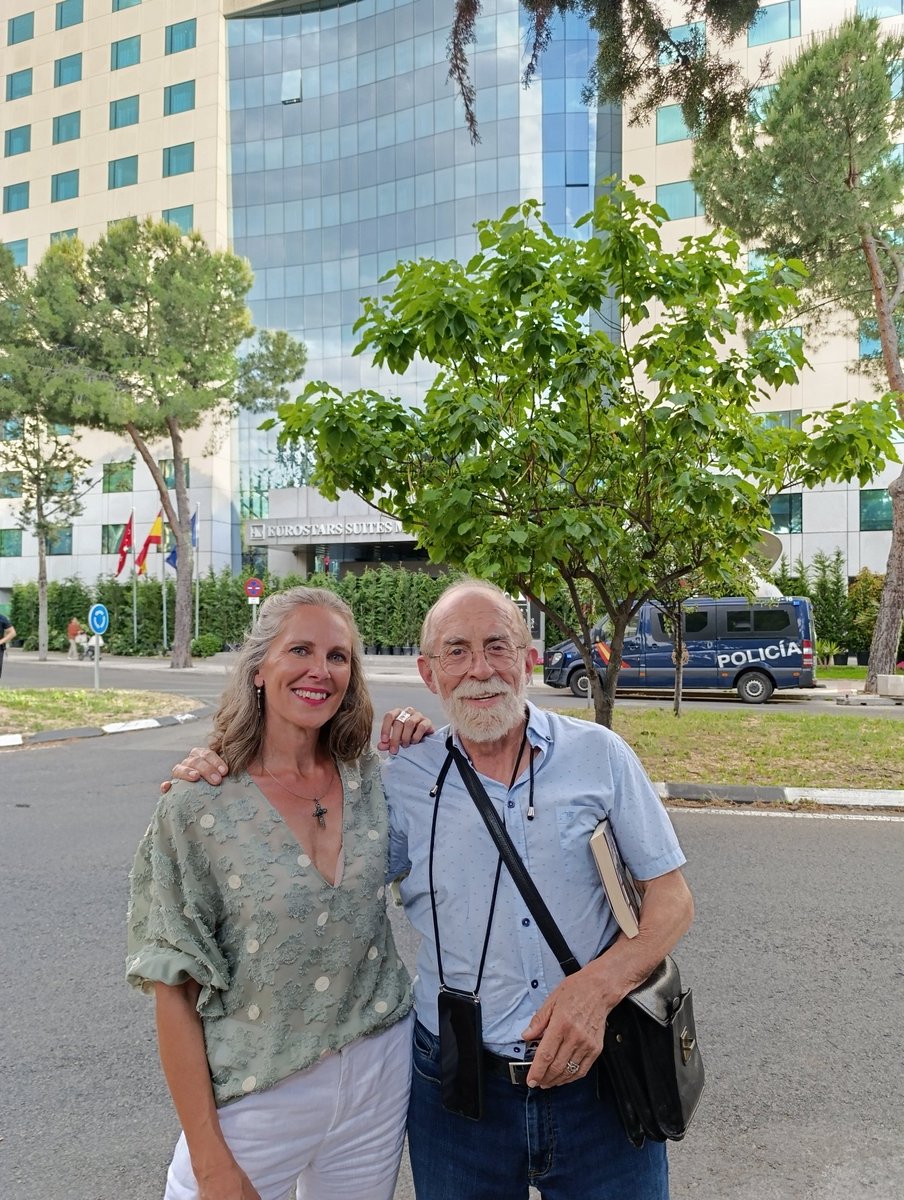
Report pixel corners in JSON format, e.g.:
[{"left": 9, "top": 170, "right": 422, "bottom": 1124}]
[{"left": 543, "top": 597, "right": 816, "bottom": 703}]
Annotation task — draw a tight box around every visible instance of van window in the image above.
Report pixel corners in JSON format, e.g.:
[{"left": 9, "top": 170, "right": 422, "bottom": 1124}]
[
  {"left": 651, "top": 609, "right": 712, "bottom": 641},
  {"left": 725, "top": 609, "right": 753, "bottom": 633},
  {"left": 753, "top": 607, "right": 793, "bottom": 633}
]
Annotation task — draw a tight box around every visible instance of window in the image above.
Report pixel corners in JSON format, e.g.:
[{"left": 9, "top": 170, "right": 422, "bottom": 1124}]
[
  {"left": 51, "top": 169, "right": 79, "bottom": 203},
  {"left": 54, "top": 53, "right": 83, "bottom": 87},
  {"left": 859, "top": 321, "right": 882, "bottom": 359},
  {"left": 3, "top": 239, "right": 28, "bottom": 266},
  {"left": 50, "top": 228, "right": 77, "bottom": 243},
  {"left": 655, "top": 180, "right": 703, "bottom": 220},
  {"left": 163, "top": 142, "right": 194, "bottom": 177},
  {"left": 113, "top": 0, "right": 141, "bottom": 9},
  {"left": 655, "top": 105, "right": 690, "bottom": 144},
  {"left": 164, "top": 80, "right": 195, "bottom": 116},
  {"left": 652, "top": 609, "right": 712, "bottom": 641},
  {"left": 47, "top": 526, "right": 73, "bottom": 555},
  {"left": 856, "top": 2, "right": 902, "bottom": 15},
  {"left": 163, "top": 204, "right": 194, "bottom": 233},
  {"left": 7, "top": 69, "right": 33, "bottom": 102},
  {"left": 56, "top": 0, "right": 83, "bottom": 30},
  {"left": 101, "top": 523, "right": 128, "bottom": 554},
  {"left": 103, "top": 461, "right": 133, "bottom": 493},
  {"left": 48, "top": 470, "right": 73, "bottom": 494},
  {"left": 659, "top": 21, "right": 704, "bottom": 67},
  {"left": 0, "top": 529, "right": 23, "bottom": 557},
  {"left": 0, "top": 472, "right": 23, "bottom": 498},
  {"left": 748, "top": 1, "right": 800, "bottom": 47},
  {"left": 860, "top": 488, "right": 893, "bottom": 531},
  {"left": 1, "top": 418, "right": 21, "bottom": 441},
  {"left": 110, "top": 95, "right": 139, "bottom": 129},
  {"left": 107, "top": 215, "right": 137, "bottom": 230},
  {"left": 111, "top": 35, "right": 141, "bottom": 70},
  {"left": 5, "top": 125, "right": 31, "bottom": 157},
  {"left": 53, "top": 111, "right": 81, "bottom": 144},
  {"left": 753, "top": 607, "right": 793, "bottom": 634},
  {"left": 158, "top": 458, "right": 190, "bottom": 488},
  {"left": 3, "top": 182, "right": 29, "bottom": 213},
  {"left": 8, "top": 12, "right": 34, "bottom": 44},
  {"left": 165, "top": 19, "right": 197, "bottom": 55},
  {"left": 749, "top": 85, "right": 776, "bottom": 121},
  {"left": 108, "top": 155, "right": 138, "bottom": 189},
  {"left": 769, "top": 493, "right": 803, "bottom": 534},
  {"left": 760, "top": 409, "right": 802, "bottom": 430}
]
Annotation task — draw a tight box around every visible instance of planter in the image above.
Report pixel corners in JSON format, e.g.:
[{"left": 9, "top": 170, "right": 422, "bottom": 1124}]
[
  {"left": 833, "top": 653, "right": 848, "bottom": 666},
  {"left": 857, "top": 651, "right": 870, "bottom": 666}
]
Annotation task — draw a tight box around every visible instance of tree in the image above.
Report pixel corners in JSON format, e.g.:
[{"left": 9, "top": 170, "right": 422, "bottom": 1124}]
[
  {"left": 0, "top": 249, "right": 93, "bottom": 660},
  {"left": 451, "top": 1, "right": 764, "bottom": 142},
  {"left": 273, "top": 184, "right": 897, "bottom": 726},
  {"left": 30, "top": 219, "right": 307, "bottom": 668},
  {"left": 691, "top": 13, "right": 904, "bottom": 690}
]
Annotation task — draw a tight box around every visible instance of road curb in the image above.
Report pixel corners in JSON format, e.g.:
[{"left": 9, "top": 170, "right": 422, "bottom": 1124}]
[
  {"left": 656, "top": 781, "right": 904, "bottom": 809},
  {"left": 0, "top": 706, "right": 212, "bottom": 750}
]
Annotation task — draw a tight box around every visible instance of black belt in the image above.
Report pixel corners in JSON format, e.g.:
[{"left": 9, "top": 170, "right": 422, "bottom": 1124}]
[{"left": 483, "top": 1049, "right": 533, "bottom": 1086}]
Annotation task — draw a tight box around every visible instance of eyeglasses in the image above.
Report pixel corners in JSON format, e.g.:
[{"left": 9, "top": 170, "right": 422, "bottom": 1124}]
[{"left": 428, "top": 639, "right": 526, "bottom": 676}]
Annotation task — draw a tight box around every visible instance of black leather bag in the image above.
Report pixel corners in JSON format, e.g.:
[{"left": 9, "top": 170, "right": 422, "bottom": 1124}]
[
  {"left": 602, "top": 956, "right": 704, "bottom": 1146},
  {"left": 444, "top": 741, "right": 705, "bottom": 1147}
]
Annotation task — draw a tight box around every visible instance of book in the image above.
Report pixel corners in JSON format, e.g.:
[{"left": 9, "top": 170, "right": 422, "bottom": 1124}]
[{"left": 590, "top": 818, "right": 641, "bottom": 938}]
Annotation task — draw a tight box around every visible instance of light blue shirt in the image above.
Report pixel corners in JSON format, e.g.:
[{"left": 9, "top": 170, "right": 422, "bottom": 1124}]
[{"left": 383, "top": 702, "right": 686, "bottom": 1057}]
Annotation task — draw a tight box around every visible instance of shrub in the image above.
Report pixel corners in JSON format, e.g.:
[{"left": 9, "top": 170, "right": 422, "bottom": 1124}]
[{"left": 191, "top": 633, "right": 222, "bottom": 657}]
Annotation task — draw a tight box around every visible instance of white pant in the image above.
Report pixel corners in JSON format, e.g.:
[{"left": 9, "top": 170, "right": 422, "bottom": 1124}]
[{"left": 164, "top": 1012, "right": 413, "bottom": 1200}]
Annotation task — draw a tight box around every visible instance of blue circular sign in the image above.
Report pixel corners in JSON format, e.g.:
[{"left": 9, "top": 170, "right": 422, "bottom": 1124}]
[{"left": 88, "top": 603, "right": 109, "bottom": 635}]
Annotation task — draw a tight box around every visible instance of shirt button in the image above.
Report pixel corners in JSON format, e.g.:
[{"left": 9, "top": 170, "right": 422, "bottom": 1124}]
[
  {"left": 507, "top": 800, "right": 515, "bottom": 808},
  {"left": 512, "top": 1046, "right": 522, "bottom": 1055},
  {"left": 531, "top": 979, "right": 539, "bottom": 989},
  {"left": 521, "top": 918, "right": 530, "bottom": 927}
]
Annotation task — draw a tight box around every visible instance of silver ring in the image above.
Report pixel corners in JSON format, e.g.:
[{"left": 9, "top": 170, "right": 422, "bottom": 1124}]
[
  {"left": 394, "top": 708, "right": 413, "bottom": 724},
  {"left": 564, "top": 1060, "right": 580, "bottom": 1076}
]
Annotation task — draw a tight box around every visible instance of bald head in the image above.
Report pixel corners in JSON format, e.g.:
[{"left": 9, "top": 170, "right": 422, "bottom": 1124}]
[{"left": 420, "top": 579, "right": 531, "bottom": 655}]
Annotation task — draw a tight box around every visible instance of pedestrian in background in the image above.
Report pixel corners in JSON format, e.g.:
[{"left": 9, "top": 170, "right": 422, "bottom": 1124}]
[
  {"left": 0, "top": 611, "right": 16, "bottom": 679},
  {"left": 67, "top": 616, "right": 83, "bottom": 660}
]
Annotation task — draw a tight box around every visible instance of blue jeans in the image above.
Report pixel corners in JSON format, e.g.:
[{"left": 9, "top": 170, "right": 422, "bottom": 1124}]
[{"left": 407, "top": 1021, "right": 669, "bottom": 1200}]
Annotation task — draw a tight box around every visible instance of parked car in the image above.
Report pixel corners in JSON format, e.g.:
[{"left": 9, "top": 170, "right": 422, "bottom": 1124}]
[{"left": 543, "top": 597, "right": 816, "bottom": 704}]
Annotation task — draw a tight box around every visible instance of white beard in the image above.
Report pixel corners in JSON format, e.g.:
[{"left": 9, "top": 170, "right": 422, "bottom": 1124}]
[{"left": 444, "top": 676, "right": 527, "bottom": 743}]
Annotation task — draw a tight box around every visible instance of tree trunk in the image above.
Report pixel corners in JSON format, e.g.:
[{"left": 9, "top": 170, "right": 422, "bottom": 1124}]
[
  {"left": 168, "top": 418, "right": 194, "bottom": 669},
  {"left": 866, "top": 467, "right": 904, "bottom": 690},
  {"left": 37, "top": 530, "right": 48, "bottom": 661},
  {"left": 860, "top": 233, "right": 904, "bottom": 693},
  {"left": 672, "top": 626, "right": 687, "bottom": 719}
]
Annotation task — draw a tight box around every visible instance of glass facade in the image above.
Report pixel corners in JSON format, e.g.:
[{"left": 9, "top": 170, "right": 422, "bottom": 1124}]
[{"left": 225, "top": 0, "right": 616, "bottom": 560}]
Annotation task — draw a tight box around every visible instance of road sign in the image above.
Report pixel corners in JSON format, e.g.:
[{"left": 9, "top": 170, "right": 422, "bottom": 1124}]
[
  {"left": 244, "top": 577, "right": 264, "bottom": 598},
  {"left": 88, "top": 603, "right": 109, "bottom": 635}
]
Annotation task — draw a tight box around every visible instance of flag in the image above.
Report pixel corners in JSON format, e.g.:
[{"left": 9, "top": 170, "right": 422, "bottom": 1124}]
[
  {"left": 136, "top": 512, "right": 163, "bottom": 575},
  {"left": 115, "top": 516, "right": 133, "bottom": 576},
  {"left": 165, "top": 511, "right": 197, "bottom": 569}
]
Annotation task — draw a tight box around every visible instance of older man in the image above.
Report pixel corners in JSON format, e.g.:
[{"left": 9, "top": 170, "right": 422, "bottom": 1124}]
[{"left": 169, "top": 579, "right": 693, "bottom": 1199}]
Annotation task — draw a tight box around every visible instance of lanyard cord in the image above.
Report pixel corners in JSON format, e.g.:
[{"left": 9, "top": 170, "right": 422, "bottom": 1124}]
[{"left": 428, "top": 725, "right": 529, "bottom": 993}]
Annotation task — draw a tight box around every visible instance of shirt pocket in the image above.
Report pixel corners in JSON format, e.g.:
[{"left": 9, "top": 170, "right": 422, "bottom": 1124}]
[{"left": 556, "top": 806, "right": 595, "bottom": 882}]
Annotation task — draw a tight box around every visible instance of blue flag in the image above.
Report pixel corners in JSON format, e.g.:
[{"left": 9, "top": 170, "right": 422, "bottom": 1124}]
[{"left": 166, "top": 512, "right": 197, "bottom": 569}]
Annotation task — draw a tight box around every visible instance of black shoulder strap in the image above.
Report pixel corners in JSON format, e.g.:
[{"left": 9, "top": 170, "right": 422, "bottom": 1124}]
[{"left": 444, "top": 736, "right": 582, "bottom": 977}]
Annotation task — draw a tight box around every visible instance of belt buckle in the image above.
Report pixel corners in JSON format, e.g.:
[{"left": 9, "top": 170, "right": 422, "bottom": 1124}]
[{"left": 508, "top": 1059, "right": 531, "bottom": 1085}]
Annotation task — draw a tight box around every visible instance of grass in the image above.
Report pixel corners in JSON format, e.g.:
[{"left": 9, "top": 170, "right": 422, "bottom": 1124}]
[
  {"left": 610, "top": 707, "right": 904, "bottom": 790},
  {"left": 0, "top": 689, "right": 204, "bottom": 735}
]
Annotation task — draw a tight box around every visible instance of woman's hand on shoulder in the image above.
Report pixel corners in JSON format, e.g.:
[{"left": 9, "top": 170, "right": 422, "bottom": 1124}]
[
  {"left": 378, "top": 707, "right": 435, "bottom": 754},
  {"left": 159, "top": 747, "right": 231, "bottom": 795}
]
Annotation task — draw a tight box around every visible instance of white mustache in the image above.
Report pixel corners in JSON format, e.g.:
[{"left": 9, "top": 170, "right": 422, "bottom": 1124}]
[{"left": 452, "top": 679, "right": 511, "bottom": 698}]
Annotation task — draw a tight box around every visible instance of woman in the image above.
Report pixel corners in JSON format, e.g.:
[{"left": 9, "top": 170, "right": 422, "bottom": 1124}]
[{"left": 127, "top": 587, "right": 430, "bottom": 1200}]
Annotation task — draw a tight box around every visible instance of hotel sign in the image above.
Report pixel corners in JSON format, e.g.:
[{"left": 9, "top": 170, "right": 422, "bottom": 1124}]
[{"left": 248, "top": 518, "right": 411, "bottom": 545}]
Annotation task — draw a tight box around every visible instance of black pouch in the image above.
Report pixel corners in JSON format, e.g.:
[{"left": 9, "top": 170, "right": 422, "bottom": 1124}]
[{"left": 437, "top": 987, "right": 484, "bottom": 1120}]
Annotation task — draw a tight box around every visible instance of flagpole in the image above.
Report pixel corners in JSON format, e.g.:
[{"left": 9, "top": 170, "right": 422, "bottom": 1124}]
[
  {"left": 161, "top": 533, "right": 168, "bottom": 652},
  {"left": 194, "top": 504, "right": 200, "bottom": 641},
  {"left": 130, "top": 508, "right": 137, "bottom": 646}
]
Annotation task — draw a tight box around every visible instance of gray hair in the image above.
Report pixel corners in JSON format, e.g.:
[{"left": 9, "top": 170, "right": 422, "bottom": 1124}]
[{"left": 419, "top": 578, "right": 532, "bottom": 654}]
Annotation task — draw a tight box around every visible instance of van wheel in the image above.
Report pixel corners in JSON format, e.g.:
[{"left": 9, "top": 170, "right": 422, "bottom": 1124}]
[
  {"left": 569, "top": 668, "right": 591, "bottom": 698},
  {"left": 737, "top": 671, "right": 773, "bottom": 704}
]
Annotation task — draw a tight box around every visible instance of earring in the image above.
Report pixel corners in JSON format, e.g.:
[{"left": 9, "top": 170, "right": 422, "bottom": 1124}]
[{"left": 256, "top": 685, "right": 264, "bottom": 719}]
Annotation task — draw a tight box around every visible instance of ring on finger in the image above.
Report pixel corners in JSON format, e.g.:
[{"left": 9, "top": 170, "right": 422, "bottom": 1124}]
[
  {"left": 394, "top": 708, "right": 413, "bottom": 724},
  {"left": 564, "top": 1059, "right": 580, "bottom": 1076}
]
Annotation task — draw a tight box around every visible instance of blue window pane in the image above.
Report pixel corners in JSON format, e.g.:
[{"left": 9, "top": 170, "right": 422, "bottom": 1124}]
[
  {"left": 0, "top": 529, "right": 23, "bottom": 557},
  {"left": 113, "top": 0, "right": 142, "bottom": 10},
  {"left": 860, "top": 489, "right": 893, "bottom": 531},
  {"left": 56, "top": 0, "right": 83, "bottom": 30},
  {"left": 53, "top": 111, "right": 81, "bottom": 144},
  {"left": 163, "top": 204, "right": 194, "bottom": 233},
  {"left": 112, "top": 35, "right": 141, "bottom": 69},
  {"left": 110, "top": 95, "right": 140, "bottom": 129},
  {"left": 656, "top": 105, "right": 690, "bottom": 144},
  {"left": 54, "top": 53, "right": 83, "bottom": 87},
  {"left": 5, "top": 125, "right": 31, "bottom": 156},
  {"left": 8, "top": 12, "right": 35, "bottom": 44},
  {"left": 3, "top": 239, "right": 28, "bottom": 267},
  {"left": 51, "top": 169, "right": 79, "bottom": 202},
  {"left": 50, "top": 229, "right": 77, "bottom": 243},
  {"left": 7, "top": 69, "right": 33, "bottom": 101},
  {"left": 108, "top": 155, "right": 138, "bottom": 189},
  {"left": 164, "top": 80, "right": 196, "bottom": 115},
  {"left": 769, "top": 494, "right": 803, "bottom": 534},
  {"left": 656, "top": 180, "right": 701, "bottom": 220},
  {"left": 859, "top": 321, "right": 882, "bottom": 358},
  {"left": 3, "top": 182, "right": 29, "bottom": 213},
  {"left": 659, "top": 21, "right": 705, "bottom": 67},
  {"left": 856, "top": 2, "right": 902, "bottom": 14},
  {"left": 749, "top": 85, "right": 776, "bottom": 121},
  {"left": 165, "top": 19, "right": 197, "bottom": 55},
  {"left": 163, "top": 142, "right": 195, "bottom": 176},
  {"left": 48, "top": 526, "right": 73, "bottom": 555},
  {"left": 748, "top": 1, "right": 801, "bottom": 47}
]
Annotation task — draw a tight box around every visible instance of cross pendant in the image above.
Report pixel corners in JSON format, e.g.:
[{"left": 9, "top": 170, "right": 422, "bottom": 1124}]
[{"left": 313, "top": 801, "right": 328, "bottom": 829}]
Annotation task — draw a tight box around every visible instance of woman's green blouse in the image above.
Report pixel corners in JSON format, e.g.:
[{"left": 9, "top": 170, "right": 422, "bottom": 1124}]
[{"left": 126, "top": 749, "right": 412, "bottom": 1106}]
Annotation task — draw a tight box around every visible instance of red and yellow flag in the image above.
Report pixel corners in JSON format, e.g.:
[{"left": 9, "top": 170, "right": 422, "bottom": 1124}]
[{"left": 136, "top": 512, "right": 163, "bottom": 575}]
